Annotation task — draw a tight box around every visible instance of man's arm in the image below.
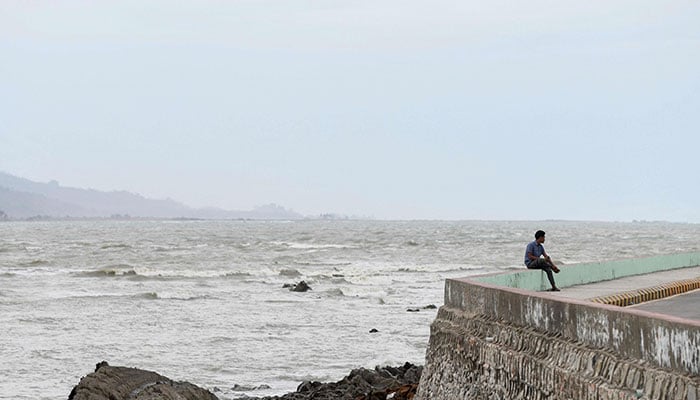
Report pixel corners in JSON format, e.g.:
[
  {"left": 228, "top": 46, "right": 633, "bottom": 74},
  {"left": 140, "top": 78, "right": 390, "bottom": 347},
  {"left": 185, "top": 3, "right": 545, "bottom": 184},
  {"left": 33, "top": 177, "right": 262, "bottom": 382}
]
[
  {"left": 526, "top": 243, "right": 539, "bottom": 262},
  {"left": 543, "top": 250, "right": 559, "bottom": 271}
]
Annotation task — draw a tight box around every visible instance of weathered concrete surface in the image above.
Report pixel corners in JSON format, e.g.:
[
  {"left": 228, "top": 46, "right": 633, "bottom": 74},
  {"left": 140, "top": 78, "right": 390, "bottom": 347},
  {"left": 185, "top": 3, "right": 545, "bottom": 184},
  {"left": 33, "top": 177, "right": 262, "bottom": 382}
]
[
  {"left": 416, "top": 274, "right": 700, "bottom": 400},
  {"left": 548, "top": 266, "right": 700, "bottom": 301},
  {"left": 68, "top": 361, "right": 219, "bottom": 400},
  {"left": 633, "top": 289, "right": 700, "bottom": 321},
  {"left": 446, "top": 278, "right": 700, "bottom": 374},
  {"left": 416, "top": 307, "right": 699, "bottom": 400}
]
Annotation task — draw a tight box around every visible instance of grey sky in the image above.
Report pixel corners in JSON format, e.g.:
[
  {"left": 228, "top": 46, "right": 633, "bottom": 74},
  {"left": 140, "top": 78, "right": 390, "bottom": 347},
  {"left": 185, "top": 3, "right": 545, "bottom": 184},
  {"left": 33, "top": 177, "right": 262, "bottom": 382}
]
[{"left": 1, "top": 1, "right": 699, "bottom": 221}]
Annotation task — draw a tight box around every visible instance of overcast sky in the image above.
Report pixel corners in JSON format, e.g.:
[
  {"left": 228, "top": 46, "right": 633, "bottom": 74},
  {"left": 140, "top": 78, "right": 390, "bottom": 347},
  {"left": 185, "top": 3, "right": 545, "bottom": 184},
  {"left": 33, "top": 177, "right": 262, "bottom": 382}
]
[{"left": 1, "top": 1, "right": 699, "bottom": 221}]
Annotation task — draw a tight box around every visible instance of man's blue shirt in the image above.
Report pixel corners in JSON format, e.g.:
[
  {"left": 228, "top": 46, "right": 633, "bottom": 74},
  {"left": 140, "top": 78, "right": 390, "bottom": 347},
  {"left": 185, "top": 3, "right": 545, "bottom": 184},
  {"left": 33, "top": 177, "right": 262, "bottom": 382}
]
[{"left": 524, "top": 240, "right": 545, "bottom": 266}]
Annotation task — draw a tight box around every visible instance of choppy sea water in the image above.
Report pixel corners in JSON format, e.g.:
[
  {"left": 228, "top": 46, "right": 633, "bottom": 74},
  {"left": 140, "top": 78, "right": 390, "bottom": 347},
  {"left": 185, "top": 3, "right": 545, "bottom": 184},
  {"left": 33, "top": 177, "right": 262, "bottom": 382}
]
[{"left": 1, "top": 220, "right": 699, "bottom": 400}]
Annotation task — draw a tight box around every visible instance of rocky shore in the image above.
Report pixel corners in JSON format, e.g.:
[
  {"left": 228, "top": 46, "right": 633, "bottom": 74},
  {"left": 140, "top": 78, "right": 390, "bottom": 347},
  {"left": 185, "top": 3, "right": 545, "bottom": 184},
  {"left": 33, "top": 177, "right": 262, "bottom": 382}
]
[
  {"left": 68, "top": 362, "right": 218, "bottom": 400},
  {"left": 250, "top": 362, "right": 422, "bottom": 400},
  {"left": 68, "top": 361, "right": 422, "bottom": 400}
]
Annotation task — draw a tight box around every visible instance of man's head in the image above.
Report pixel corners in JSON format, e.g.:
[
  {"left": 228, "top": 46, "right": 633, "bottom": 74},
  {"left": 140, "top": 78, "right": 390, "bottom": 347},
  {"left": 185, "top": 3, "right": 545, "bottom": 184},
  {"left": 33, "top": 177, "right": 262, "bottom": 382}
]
[{"left": 535, "top": 230, "right": 546, "bottom": 243}]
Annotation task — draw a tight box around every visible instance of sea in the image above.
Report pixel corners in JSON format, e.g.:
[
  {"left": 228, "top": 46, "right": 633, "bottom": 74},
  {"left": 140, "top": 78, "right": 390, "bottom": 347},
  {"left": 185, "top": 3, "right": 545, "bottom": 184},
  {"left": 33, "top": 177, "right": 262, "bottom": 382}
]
[{"left": 1, "top": 219, "right": 699, "bottom": 400}]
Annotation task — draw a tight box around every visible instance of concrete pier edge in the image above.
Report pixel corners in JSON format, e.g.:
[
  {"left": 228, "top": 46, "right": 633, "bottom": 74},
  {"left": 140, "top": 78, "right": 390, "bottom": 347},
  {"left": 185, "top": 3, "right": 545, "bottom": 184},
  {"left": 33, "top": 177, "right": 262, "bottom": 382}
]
[
  {"left": 472, "top": 251, "right": 700, "bottom": 292},
  {"left": 416, "top": 252, "right": 700, "bottom": 400}
]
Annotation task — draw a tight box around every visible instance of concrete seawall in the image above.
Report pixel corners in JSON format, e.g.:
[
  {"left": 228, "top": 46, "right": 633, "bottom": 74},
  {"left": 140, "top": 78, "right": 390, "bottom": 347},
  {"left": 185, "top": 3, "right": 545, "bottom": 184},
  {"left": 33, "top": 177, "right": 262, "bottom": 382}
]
[{"left": 416, "top": 252, "right": 700, "bottom": 400}]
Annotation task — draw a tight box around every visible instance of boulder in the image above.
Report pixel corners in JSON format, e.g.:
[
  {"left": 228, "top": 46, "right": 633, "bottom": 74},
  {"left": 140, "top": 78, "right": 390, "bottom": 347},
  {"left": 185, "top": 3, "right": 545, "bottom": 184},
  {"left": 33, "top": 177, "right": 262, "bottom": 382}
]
[
  {"left": 253, "top": 362, "right": 422, "bottom": 400},
  {"left": 290, "top": 281, "right": 312, "bottom": 292},
  {"left": 68, "top": 361, "right": 219, "bottom": 400}
]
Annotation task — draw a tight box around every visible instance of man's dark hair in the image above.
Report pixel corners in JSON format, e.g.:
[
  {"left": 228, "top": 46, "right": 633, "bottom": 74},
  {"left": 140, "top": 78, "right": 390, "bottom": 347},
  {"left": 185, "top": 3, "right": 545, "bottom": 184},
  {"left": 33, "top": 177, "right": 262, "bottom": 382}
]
[{"left": 535, "top": 230, "right": 545, "bottom": 239}]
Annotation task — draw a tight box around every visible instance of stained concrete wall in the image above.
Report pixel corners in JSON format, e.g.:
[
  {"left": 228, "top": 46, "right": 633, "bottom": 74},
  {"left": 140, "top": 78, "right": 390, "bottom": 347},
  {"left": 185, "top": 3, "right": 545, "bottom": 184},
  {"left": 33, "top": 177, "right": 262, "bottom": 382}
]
[{"left": 416, "top": 254, "right": 700, "bottom": 400}]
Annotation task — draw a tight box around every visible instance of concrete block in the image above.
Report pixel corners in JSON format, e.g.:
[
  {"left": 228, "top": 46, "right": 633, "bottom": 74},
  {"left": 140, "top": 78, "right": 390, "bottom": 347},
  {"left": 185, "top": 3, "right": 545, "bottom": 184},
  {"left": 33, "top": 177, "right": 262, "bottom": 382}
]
[{"left": 687, "top": 383, "right": 698, "bottom": 400}]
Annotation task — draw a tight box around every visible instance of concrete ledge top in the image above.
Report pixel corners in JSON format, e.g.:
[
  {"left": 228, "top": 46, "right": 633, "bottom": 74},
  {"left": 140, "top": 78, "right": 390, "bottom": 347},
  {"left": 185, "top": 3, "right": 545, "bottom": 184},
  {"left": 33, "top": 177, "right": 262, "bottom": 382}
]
[
  {"left": 473, "top": 251, "right": 700, "bottom": 292},
  {"left": 550, "top": 265, "right": 700, "bottom": 300}
]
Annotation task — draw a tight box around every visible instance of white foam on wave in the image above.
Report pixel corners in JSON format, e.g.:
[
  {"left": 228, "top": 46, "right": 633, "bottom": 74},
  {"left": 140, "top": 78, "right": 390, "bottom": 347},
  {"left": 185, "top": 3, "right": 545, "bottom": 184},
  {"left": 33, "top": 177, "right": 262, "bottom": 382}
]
[
  {"left": 271, "top": 241, "right": 358, "bottom": 250},
  {"left": 74, "top": 266, "right": 138, "bottom": 278}
]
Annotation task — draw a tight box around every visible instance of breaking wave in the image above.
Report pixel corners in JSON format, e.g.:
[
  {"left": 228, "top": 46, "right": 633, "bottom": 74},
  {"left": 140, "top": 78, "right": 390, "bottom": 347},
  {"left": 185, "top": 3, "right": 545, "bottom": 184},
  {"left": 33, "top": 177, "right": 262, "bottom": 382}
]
[
  {"left": 74, "top": 268, "right": 138, "bottom": 278},
  {"left": 21, "top": 259, "right": 49, "bottom": 267},
  {"left": 279, "top": 268, "right": 302, "bottom": 277},
  {"left": 100, "top": 243, "right": 132, "bottom": 250}
]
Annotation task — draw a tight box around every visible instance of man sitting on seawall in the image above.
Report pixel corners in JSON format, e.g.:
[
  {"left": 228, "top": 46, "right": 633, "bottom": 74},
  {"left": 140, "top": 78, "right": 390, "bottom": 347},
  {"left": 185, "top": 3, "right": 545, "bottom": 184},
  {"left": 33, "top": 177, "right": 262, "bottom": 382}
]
[{"left": 524, "top": 230, "right": 561, "bottom": 292}]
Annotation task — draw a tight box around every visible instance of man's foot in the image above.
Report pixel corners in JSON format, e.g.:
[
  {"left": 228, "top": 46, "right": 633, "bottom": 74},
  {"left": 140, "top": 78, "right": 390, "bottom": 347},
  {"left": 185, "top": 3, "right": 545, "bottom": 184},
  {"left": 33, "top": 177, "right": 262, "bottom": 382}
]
[
  {"left": 548, "top": 287, "right": 561, "bottom": 292},
  {"left": 552, "top": 266, "right": 560, "bottom": 273}
]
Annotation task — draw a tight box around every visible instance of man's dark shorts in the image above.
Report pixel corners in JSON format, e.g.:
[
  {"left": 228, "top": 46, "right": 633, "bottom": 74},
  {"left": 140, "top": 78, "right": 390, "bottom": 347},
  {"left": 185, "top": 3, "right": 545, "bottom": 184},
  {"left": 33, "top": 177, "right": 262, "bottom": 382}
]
[{"left": 526, "top": 258, "right": 551, "bottom": 270}]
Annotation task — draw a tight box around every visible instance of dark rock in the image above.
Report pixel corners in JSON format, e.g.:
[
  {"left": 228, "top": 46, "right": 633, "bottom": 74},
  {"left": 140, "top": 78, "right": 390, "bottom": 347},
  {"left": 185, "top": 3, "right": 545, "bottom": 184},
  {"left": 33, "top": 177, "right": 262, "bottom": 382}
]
[
  {"left": 95, "top": 361, "right": 109, "bottom": 371},
  {"left": 232, "top": 384, "right": 256, "bottom": 391},
  {"left": 251, "top": 362, "right": 422, "bottom": 400},
  {"left": 68, "top": 362, "right": 422, "bottom": 400},
  {"left": 68, "top": 361, "right": 219, "bottom": 400},
  {"left": 282, "top": 283, "right": 295, "bottom": 289},
  {"left": 369, "top": 328, "right": 379, "bottom": 333},
  {"left": 422, "top": 304, "right": 437, "bottom": 309},
  {"left": 406, "top": 308, "right": 420, "bottom": 312},
  {"left": 290, "top": 281, "right": 311, "bottom": 292},
  {"left": 232, "top": 383, "right": 273, "bottom": 392},
  {"left": 297, "top": 380, "right": 323, "bottom": 392}
]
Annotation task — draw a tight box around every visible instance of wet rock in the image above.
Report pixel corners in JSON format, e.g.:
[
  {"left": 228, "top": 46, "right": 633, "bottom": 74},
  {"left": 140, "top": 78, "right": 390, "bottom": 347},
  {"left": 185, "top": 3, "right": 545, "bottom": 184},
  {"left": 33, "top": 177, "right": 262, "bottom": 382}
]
[
  {"left": 407, "top": 305, "right": 437, "bottom": 312},
  {"left": 251, "top": 362, "right": 422, "bottom": 400},
  {"left": 386, "top": 383, "right": 419, "bottom": 400},
  {"left": 232, "top": 384, "right": 256, "bottom": 391},
  {"left": 68, "top": 361, "right": 219, "bottom": 400},
  {"left": 297, "top": 380, "right": 323, "bottom": 392},
  {"left": 369, "top": 328, "right": 379, "bottom": 333},
  {"left": 290, "top": 280, "right": 312, "bottom": 292},
  {"left": 232, "top": 384, "right": 272, "bottom": 391}
]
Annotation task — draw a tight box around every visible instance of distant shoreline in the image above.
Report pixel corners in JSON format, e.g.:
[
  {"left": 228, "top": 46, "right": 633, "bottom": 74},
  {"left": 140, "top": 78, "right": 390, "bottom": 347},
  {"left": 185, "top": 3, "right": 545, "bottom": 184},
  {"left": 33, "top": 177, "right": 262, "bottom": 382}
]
[{"left": 0, "top": 216, "right": 373, "bottom": 222}]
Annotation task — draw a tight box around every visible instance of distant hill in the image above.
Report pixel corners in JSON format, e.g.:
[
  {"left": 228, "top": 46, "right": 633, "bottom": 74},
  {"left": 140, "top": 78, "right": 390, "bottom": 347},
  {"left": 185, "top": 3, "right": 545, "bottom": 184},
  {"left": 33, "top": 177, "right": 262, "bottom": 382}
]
[{"left": 0, "top": 171, "right": 304, "bottom": 220}]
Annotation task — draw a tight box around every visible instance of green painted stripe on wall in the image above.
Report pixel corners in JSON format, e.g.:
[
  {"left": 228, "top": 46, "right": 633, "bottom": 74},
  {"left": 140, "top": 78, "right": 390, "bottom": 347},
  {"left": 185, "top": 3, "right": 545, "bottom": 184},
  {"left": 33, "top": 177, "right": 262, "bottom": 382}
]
[{"left": 474, "top": 252, "right": 700, "bottom": 291}]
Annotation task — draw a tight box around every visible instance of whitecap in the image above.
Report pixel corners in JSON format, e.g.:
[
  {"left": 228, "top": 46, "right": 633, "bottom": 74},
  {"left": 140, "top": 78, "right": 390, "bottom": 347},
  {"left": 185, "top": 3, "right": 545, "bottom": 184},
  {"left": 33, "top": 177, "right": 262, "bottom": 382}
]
[
  {"left": 279, "top": 268, "right": 302, "bottom": 277},
  {"left": 224, "top": 271, "right": 253, "bottom": 279},
  {"left": 74, "top": 268, "right": 138, "bottom": 278},
  {"left": 99, "top": 243, "right": 132, "bottom": 250}
]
